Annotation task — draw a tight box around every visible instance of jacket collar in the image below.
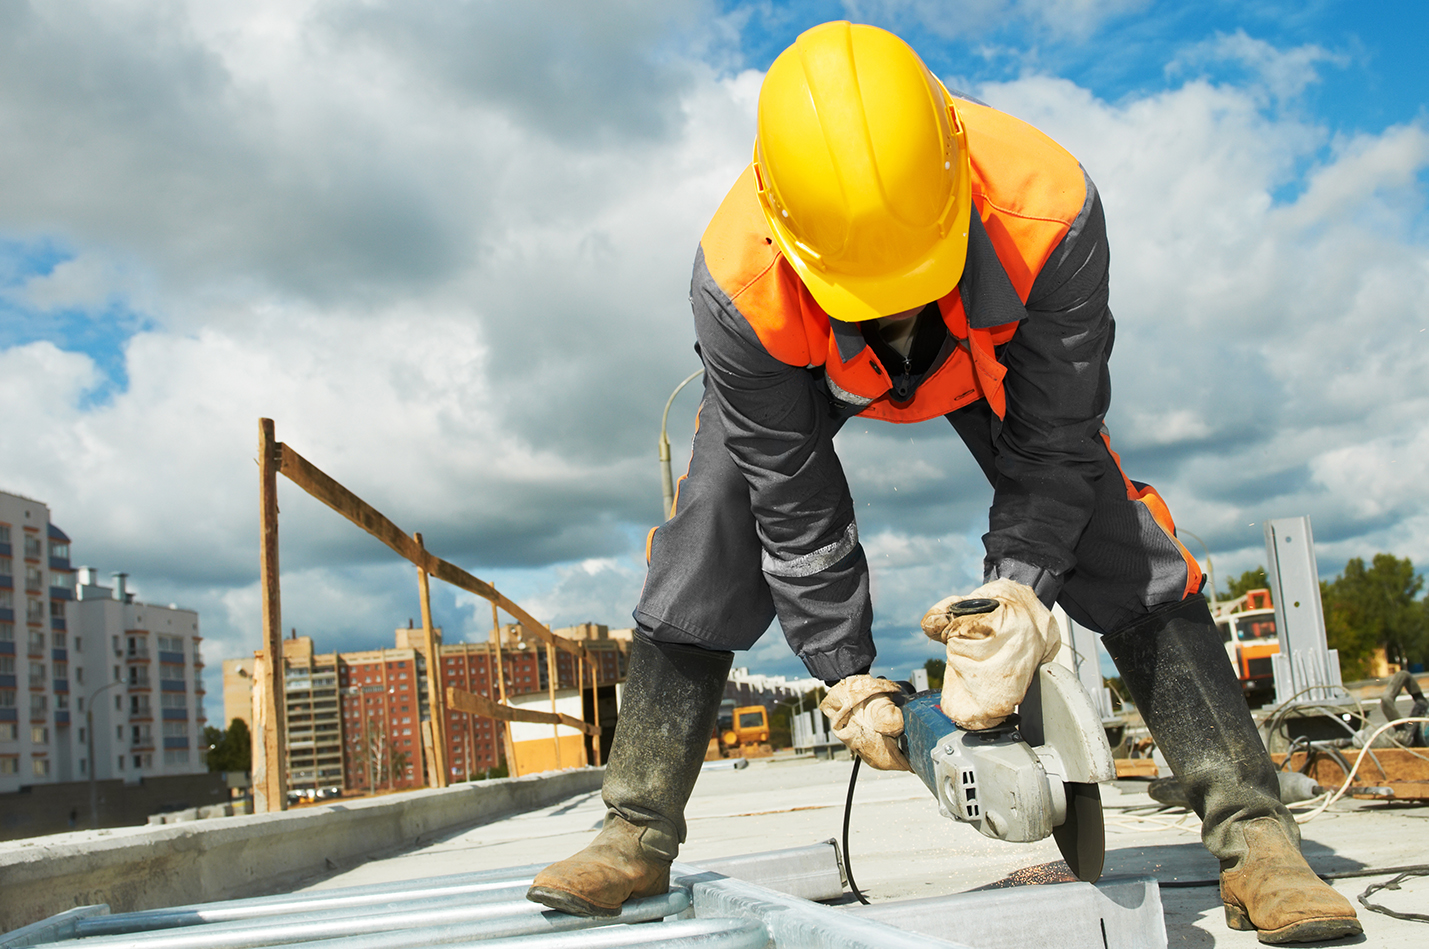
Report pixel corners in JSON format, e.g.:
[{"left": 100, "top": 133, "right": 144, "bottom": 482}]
[{"left": 960, "top": 205, "right": 1027, "bottom": 329}]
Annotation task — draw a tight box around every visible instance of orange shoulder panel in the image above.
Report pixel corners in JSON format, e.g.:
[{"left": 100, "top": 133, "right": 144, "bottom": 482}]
[
  {"left": 700, "top": 165, "right": 824, "bottom": 368},
  {"left": 956, "top": 100, "right": 1087, "bottom": 301}
]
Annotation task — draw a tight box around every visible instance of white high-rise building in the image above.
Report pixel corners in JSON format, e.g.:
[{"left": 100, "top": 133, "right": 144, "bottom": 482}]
[{"left": 0, "top": 490, "right": 206, "bottom": 792}]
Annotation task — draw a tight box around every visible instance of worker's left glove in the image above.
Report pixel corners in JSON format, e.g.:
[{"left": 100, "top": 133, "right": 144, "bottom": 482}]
[
  {"left": 819, "top": 675, "right": 911, "bottom": 772},
  {"left": 921, "top": 578, "right": 1062, "bottom": 731}
]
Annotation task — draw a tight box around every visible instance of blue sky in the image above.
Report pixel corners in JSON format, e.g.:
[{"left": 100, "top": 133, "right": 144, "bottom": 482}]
[{"left": 0, "top": 0, "right": 1425, "bottom": 691}]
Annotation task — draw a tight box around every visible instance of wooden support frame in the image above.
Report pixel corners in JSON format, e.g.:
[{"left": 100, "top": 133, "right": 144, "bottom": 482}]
[
  {"left": 255, "top": 420, "right": 288, "bottom": 813},
  {"left": 254, "top": 418, "right": 601, "bottom": 810}
]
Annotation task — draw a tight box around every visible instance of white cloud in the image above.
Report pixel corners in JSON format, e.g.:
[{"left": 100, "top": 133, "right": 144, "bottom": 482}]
[{"left": 1168, "top": 29, "right": 1347, "bottom": 105}]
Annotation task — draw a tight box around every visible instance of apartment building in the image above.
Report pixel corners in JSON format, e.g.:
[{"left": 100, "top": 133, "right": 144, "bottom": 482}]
[
  {"left": 0, "top": 490, "right": 205, "bottom": 793},
  {"left": 225, "top": 622, "right": 630, "bottom": 795}
]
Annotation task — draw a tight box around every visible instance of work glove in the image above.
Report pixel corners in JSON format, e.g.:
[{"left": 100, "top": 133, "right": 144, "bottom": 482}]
[
  {"left": 920, "top": 578, "right": 1062, "bottom": 731},
  {"left": 819, "top": 674, "right": 911, "bottom": 772}
]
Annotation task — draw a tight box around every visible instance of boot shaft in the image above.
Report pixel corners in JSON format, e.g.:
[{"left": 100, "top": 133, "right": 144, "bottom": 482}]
[
  {"left": 601, "top": 634, "right": 734, "bottom": 858},
  {"left": 1101, "top": 596, "right": 1296, "bottom": 864}
]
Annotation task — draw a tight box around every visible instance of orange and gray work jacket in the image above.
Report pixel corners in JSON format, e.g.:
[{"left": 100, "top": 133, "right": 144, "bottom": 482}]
[{"left": 690, "top": 97, "right": 1112, "bottom": 613}]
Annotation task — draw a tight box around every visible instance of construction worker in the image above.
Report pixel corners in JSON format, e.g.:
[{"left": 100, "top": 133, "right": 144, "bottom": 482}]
[{"left": 528, "top": 22, "right": 1359, "bottom": 944}]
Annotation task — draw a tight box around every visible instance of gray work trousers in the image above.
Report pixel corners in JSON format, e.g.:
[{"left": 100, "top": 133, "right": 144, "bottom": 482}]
[{"left": 634, "top": 393, "right": 1199, "bottom": 681}]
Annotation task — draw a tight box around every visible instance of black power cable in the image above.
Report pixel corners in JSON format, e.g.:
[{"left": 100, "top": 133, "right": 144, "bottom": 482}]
[{"left": 842, "top": 754, "right": 871, "bottom": 904}]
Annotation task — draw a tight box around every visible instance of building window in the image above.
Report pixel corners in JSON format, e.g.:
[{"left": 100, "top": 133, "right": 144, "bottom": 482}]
[
  {"left": 75, "top": 666, "right": 84, "bottom": 685},
  {"left": 0, "top": 757, "right": 18, "bottom": 774},
  {"left": 0, "top": 690, "right": 14, "bottom": 709},
  {"left": 49, "top": 540, "right": 69, "bottom": 560},
  {"left": 26, "top": 596, "right": 44, "bottom": 621},
  {"left": 164, "top": 749, "right": 190, "bottom": 765},
  {"left": 0, "top": 723, "right": 16, "bottom": 741},
  {"left": 32, "top": 757, "right": 49, "bottom": 776},
  {"left": 117, "top": 755, "right": 124, "bottom": 771},
  {"left": 28, "top": 630, "right": 45, "bottom": 653},
  {"left": 25, "top": 566, "right": 43, "bottom": 590},
  {"left": 0, "top": 525, "right": 8, "bottom": 542},
  {"left": 0, "top": 622, "right": 11, "bottom": 642},
  {"left": 30, "top": 694, "right": 46, "bottom": 715},
  {"left": 24, "top": 536, "right": 41, "bottom": 560},
  {"left": 31, "top": 725, "right": 48, "bottom": 744},
  {"left": 0, "top": 657, "right": 11, "bottom": 675},
  {"left": 54, "top": 661, "right": 67, "bottom": 679},
  {"left": 79, "top": 757, "right": 87, "bottom": 775}
]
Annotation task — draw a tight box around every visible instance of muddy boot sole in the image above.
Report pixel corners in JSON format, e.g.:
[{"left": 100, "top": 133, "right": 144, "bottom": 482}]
[
  {"left": 1226, "top": 902, "right": 1363, "bottom": 945},
  {"left": 526, "top": 884, "right": 622, "bottom": 918}
]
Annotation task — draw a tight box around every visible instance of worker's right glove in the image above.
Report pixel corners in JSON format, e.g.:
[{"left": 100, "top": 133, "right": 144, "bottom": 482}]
[
  {"left": 819, "top": 674, "right": 911, "bottom": 772},
  {"left": 920, "top": 578, "right": 1062, "bottom": 731}
]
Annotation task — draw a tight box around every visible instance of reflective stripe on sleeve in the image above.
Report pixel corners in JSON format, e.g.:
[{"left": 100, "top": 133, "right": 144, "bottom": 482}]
[{"left": 762, "top": 521, "right": 859, "bottom": 578}]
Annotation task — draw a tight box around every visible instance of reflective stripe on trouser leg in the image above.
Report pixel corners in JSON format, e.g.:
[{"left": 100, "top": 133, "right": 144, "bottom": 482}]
[{"left": 636, "top": 396, "right": 875, "bottom": 680}]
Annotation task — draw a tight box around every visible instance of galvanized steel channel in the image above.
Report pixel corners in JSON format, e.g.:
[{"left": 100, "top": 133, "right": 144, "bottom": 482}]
[{"left": 4, "top": 841, "right": 1165, "bottom": 949}]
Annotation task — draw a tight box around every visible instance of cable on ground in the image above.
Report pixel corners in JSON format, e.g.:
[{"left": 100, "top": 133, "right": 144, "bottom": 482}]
[{"left": 842, "top": 754, "right": 870, "bottom": 904}]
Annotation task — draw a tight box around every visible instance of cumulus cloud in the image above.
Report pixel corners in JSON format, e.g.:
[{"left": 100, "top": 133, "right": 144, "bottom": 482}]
[{"left": 1, "top": 4, "right": 1425, "bottom": 690}]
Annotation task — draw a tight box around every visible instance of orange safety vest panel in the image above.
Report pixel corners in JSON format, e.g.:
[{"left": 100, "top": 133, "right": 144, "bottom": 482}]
[{"left": 700, "top": 99, "right": 1088, "bottom": 423}]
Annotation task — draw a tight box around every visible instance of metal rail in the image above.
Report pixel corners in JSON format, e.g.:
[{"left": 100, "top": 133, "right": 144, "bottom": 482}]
[{"left": 5, "top": 843, "right": 1165, "bottom": 949}]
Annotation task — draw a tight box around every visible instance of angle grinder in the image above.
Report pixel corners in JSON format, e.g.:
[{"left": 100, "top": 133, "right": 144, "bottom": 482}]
[{"left": 898, "top": 598, "right": 1116, "bottom": 882}]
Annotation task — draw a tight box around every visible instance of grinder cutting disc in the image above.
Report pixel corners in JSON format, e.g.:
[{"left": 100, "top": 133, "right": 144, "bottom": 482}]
[{"left": 1053, "top": 782, "right": 1105, "bottom": 883}]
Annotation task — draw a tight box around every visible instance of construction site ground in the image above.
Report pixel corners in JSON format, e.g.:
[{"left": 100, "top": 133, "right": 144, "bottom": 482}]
[{"left": 299, "top": 752, "right": 1427, "bottom": 948}]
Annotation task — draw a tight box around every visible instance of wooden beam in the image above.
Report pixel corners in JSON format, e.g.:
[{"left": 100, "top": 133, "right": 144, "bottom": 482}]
[
  {"left": 446, "top": 686, "right": 600, "bottom": 737},
  {"left": 275, "top": 442, "right": 592, "bottom": 663},
  {"left": 256, "top": 419, "right": 287, "bottom": 813},
  {"left": 414, "top": 532, "right": 447, "bottom": 788}
]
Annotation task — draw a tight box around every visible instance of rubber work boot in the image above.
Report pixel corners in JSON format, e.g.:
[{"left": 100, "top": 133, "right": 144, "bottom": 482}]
[
  {"left": 526, "top": 633, "right": 732, "bottom": 917},
  {"left": 1102, "top": 596, "right": 1360, "bottom": 944}
]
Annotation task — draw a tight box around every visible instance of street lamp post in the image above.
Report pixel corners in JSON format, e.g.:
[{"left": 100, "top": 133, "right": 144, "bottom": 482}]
[
  {"left": 87, "top": 675, "right": 124, "bottom": 829},
  {"left": 1177, "top": 528, "right": 1217, "bottom": 612},
  {"left": 659, "top": 369, "right": 705, "bottom": 520}
]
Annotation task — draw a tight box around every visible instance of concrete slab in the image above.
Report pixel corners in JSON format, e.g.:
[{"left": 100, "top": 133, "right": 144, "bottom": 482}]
[{"left": 305, "top": 753, "right": 1427, "bottom": 947}]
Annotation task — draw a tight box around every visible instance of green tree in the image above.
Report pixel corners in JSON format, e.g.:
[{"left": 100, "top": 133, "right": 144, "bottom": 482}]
[
  {"left": 923, "top": 658, "right": 945, "bottom": 691},
  {"left": 1322, "top": 554, "right": 1428, "bottom": 679},
  {"left": 204, "top": 718, "right": 252, "bottom": 772},
  {"left": 1222, "top": 567, "right": 1270, "bottom": 602}
]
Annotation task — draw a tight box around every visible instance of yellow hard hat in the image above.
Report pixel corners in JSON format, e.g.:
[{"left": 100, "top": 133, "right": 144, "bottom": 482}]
[{"left": 753, "top": 21, "right": 971, "bottom": 323}]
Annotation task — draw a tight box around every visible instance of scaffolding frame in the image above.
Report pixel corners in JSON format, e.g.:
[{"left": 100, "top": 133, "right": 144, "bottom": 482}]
[{"left": 255, "top": 419, "right": 601, "bottom": 812}]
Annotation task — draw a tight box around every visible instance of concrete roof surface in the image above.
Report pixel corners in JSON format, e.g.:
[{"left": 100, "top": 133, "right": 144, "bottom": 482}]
[{"left": 303, "top": 753, "right": 1428, "bottom": 948}]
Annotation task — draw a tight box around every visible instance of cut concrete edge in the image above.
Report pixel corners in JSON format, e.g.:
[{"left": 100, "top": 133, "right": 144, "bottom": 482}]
[{"left": 0, "top": 767, "right": 604, "bottom": 933}]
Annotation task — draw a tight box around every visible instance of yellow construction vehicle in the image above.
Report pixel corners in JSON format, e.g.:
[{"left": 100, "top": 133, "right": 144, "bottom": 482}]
[
  {"left": 1213, "top": 589, "right": 1279, "bottom": 707},
  {"left": 706, "top": 700, "right": 773, "bottom": 759}
]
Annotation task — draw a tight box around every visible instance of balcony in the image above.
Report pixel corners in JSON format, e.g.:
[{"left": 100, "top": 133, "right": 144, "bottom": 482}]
[
  {"left": 51, "top": 648, "right": 66, "bottom": 662},
  {"left": 50, "top": 617, "right": 66, "bottom": 631},
  {"left": 161, "top": 708, "right": 188, "bottom": 721},
  {"left": 52, "top": 679, "right": 68, "bottom": 693},
  {"left": 29, "top": 674, "right": 45, "bottom": 689},
  {"left": 163, "top": 737, "right": 189, "bottom": 750},
  {"left": 54, "top": 710, "right": 69, "bottom": 725},
  {"left": 126, "top": 648, "right": 151, "bottom": 661},
  {"left": 160, "top": 679, "right": 187, "bottom": 693},
  {"left": 49, "top": 586, "right": 72, "bottom": 601},
  {"left": 0, "top": 674, "right": 13, "bottom": 688},
  {"left": 49, "top": 556, "right": 70, "bottom": 572},
  {"left": 158, "top": 650, "right": 185, "bottom": 665}
]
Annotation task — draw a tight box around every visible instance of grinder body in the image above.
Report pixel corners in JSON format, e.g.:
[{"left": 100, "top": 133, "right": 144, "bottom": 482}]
[{"left": 899, "top": 662, "right": 1117, "bottom": 880}]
